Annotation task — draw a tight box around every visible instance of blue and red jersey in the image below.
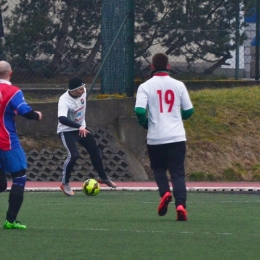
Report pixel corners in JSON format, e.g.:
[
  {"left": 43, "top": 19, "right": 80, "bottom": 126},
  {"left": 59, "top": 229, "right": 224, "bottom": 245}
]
[{"left": 0, "top": 81, "right": 32, "bottom": 151}]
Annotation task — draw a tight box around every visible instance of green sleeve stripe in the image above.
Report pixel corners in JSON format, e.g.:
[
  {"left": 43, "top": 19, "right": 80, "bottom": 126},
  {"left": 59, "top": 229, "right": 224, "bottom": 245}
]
[
  {"left": 134, "top": 107, "right": 146, "bottom": 115},
  {"left": 181, "top": 108, "right": 194, "bottom": 120},
  {"left": 134, "top": 107, "right": 147, "bottom": 126}
]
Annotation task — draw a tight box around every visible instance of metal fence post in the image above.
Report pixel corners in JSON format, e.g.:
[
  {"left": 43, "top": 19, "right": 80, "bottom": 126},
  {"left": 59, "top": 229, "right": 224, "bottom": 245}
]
[
  {"left": 87, "top": 13, "right": 129, "bottom": 99},
  {"left": 235, "top": 2, "right": 240, "bottom": 80},
  {"left": 255, "top": 0, "right": 260, "bottom": 81},
  {"left": 126, "top": 0, "right": 135, "bottom": 97}
]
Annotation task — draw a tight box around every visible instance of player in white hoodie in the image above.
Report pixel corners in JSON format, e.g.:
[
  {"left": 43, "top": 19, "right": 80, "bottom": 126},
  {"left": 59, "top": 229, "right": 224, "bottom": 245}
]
[{"left": 57, "top": 77, "right": 117, "bottom": 196}]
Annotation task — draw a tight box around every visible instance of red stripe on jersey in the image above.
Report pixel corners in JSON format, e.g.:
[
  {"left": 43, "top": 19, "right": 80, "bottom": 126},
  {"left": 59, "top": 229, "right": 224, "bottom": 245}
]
[{"left": 0, "top": 83, "right": 20, "bottom": 150}]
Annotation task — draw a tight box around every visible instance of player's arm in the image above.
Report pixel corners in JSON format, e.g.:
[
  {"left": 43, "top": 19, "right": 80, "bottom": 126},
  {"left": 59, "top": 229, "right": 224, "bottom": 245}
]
[
  {"left": 11, "top": 91, "right": 42, "bottom": 121},
  {"left": 134, "top": 107, "right": 148, "bottom": 130},
  {"left": 134, "top": 84, "right": 148, "bottom": 129},
  {"left": 181, "top": 108, "right": 194, "bottom": 120},
  {"left": 180, "top": 84, "right": 194, "bottom": 120},
  {"left": 58, "top": 116, "right": 89, "bottom": 137},
  {"left": 58, "top": 116, "right": 81, "bottom": 128},
  {"left": 23, "top": 110, "right": 41, "bottom": 120}
]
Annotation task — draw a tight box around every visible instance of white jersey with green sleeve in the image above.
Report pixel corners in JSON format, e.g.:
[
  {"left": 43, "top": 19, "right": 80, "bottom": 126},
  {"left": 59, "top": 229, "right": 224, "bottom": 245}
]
[
  {"left": 57, "top": 90, "right": 86, "bottom": 134},
  {"left": 135, "top": 74, "right": 193, "bottom": 145}
]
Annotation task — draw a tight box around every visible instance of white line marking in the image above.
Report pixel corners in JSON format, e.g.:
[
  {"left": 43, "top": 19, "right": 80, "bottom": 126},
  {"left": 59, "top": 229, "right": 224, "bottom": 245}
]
[
  {"left": 32, "top": 226, "right": 163, "bottom": 233},
  {"left": 22, "top": 200, "right": 260, "bottom": 207},
  {"left": 28, "top": 226, "right": 260, "bottom": 236},
  {"left": 5, "top": 186, "right": 260, "bottom": 192}
]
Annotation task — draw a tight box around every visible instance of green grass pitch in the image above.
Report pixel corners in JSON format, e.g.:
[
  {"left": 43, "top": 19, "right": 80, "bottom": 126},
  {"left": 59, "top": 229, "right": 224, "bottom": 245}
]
[{"left": 1, "top": 190, "right": 260, "bottom": 260}]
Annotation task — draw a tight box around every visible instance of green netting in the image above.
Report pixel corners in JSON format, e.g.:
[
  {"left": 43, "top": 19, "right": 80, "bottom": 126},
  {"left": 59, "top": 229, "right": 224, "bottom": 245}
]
[
  {"left": 1, "top": 1, "right": 251, "bottom": 83},
  {"left": 101, "top": 0, "right": 129, "bottom": 94}
]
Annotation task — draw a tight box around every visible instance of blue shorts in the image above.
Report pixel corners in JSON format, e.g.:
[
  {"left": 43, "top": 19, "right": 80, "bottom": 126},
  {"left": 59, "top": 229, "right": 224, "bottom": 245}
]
[{"left": 0, "top": 148, "right": 27, "bottom": 174}]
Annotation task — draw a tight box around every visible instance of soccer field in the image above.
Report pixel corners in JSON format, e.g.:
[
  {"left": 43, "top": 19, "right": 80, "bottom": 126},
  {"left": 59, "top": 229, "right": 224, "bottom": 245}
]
[{"left": 1, "top": 191, "right": 260, "bottom": 260}]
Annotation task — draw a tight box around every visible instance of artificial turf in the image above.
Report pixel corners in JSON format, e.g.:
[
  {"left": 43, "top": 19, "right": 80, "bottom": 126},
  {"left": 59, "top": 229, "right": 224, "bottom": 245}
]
[{"left": 1, "top": 190, "right": 260, "bottom": 260}]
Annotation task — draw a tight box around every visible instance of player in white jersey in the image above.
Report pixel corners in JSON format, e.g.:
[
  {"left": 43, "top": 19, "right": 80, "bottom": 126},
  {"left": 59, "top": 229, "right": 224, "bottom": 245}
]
[
  {"left": 57, "top": 77, "right": 117, "bottom": 196},
  {"left": 134, "top": 53, "right": 194, "bottom": 221}
]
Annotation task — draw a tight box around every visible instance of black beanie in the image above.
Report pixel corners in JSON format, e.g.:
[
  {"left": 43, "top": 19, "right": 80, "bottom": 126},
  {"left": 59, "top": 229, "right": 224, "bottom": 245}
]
[{"left": 68, "top": 77, "right": 85, "bottom": 91}]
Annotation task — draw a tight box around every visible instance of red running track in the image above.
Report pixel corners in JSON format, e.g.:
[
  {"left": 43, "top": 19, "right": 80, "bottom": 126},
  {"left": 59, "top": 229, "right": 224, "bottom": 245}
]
[{"left": 7, "top": 181, "right": 260, "bottom": 192}]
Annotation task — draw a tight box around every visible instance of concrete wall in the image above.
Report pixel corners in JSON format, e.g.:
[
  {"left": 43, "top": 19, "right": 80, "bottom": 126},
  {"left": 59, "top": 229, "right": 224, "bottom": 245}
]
[{"left": 16, "top": 98, "right": 148, "bottom": 181}]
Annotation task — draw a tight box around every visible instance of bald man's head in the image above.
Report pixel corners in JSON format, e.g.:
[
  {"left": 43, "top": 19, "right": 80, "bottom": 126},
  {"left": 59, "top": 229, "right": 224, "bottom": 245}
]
[{"left": 0, "top": 61, "right": 12, "bottom": 80}]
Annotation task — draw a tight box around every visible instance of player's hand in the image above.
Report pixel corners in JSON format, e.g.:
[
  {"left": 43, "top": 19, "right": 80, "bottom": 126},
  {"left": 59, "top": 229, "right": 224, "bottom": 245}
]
[
  {"left": 79, "top": 126, "right": 90, "bottom": 137},
  {"left": 143, "top": 119, "right": 148, "bottom": 130},
  {"left": 35, "top": 111, "right": 42, "bottom": 121}
]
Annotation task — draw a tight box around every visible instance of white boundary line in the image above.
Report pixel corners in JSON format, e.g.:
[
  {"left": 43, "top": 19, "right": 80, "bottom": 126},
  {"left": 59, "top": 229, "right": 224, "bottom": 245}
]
[
  {"left": 28, "top": 226, "right": 260, "bottom": 236},
  {"left": 5, "top": 186, "right": 260, "bottom": 192}
]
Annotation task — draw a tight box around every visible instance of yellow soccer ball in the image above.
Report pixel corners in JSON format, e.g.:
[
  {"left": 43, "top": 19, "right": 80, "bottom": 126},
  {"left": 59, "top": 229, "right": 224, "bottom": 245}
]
[{"left": 82, "top": 179, "right": 100, "bottom": 196}]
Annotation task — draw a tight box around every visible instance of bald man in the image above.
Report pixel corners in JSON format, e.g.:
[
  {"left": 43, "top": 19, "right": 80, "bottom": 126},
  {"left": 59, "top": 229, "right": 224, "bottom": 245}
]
[{"left": 0, "top": 61, "right": 42, "bottom": 229}]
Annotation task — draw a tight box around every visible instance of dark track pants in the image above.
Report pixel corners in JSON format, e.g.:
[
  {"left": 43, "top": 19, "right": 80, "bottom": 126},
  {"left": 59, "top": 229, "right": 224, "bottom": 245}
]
[
  {"left": 59, "top": 131, "right": 107, "bottom": 184},
  {"left": 147, "top": 141, "right": 187, "bottom": 208}
]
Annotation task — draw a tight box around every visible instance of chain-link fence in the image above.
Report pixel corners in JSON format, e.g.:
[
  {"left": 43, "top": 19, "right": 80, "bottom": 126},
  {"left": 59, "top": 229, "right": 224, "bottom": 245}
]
[{"left": 0, "top": 0, "right": 258, "bottom": 94}]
